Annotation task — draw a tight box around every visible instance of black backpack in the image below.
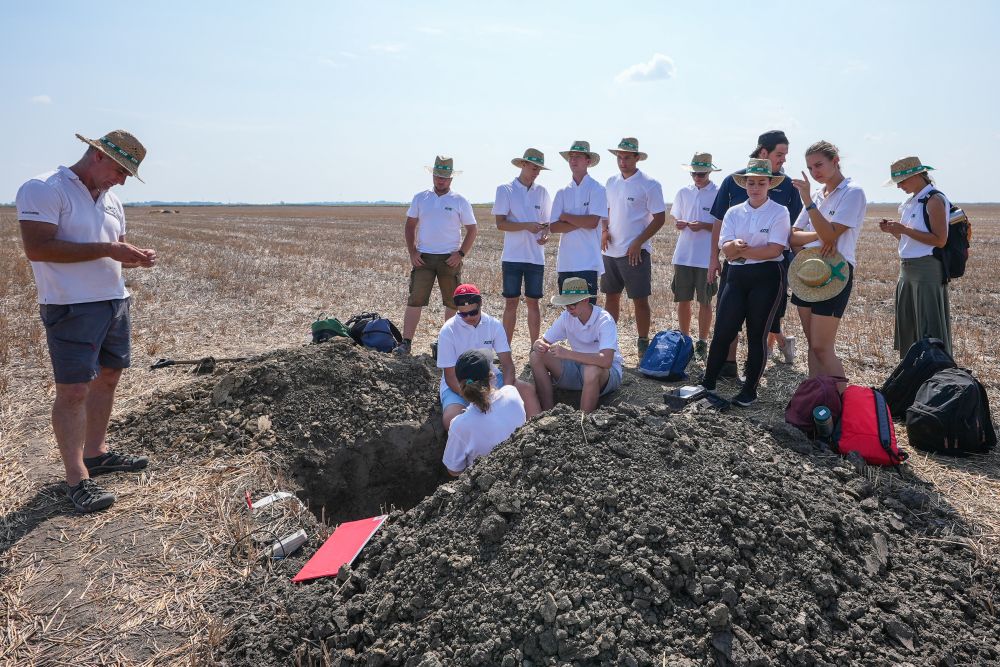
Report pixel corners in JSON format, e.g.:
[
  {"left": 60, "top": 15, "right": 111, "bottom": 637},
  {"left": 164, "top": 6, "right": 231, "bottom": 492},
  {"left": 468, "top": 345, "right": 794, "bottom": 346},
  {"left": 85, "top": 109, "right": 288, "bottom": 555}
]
[
  {"left": 906, "top": 368, "right": 996, "bottom": 456},
  {"left": 344, "top": 312, "right": 381, "bottom": 345},
  {"left": 880, "top": 337, "right": 956, "bottom": 421},
  {"left": 920, "top": 189, "right": 970, "bottom": 283}
]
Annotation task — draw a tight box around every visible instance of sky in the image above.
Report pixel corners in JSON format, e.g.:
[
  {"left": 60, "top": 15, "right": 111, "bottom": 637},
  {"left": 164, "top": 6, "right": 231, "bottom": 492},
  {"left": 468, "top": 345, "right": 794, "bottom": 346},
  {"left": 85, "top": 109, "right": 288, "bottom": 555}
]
[{"left": 2, "top": 1, "right": 999, "bottom": 205}]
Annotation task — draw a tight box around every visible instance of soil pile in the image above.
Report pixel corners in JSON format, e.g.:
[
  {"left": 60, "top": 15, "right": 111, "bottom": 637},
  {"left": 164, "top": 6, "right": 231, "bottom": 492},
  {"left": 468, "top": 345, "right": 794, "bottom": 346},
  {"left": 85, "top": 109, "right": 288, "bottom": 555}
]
[{"left": 221, "top": 402, "right": 999, "bottom": 667}]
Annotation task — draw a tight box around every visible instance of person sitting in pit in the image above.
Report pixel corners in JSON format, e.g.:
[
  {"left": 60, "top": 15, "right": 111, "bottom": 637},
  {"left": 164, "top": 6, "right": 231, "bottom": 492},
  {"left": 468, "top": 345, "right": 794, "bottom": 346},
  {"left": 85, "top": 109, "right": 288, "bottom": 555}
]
[
  {"left": 443, "top": 349, "right": 527, "bottom": 475},
  {"left": 437, "top": 283, "right": 540, "bottom": 430},
  {"left": 529, "top": 277, "right": 624, "bottom": 413}
]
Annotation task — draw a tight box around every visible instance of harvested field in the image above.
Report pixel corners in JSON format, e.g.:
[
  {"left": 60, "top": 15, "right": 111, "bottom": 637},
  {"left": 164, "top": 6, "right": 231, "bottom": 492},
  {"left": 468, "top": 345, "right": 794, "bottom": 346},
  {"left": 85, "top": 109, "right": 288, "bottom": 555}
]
[{"left": 1, "top": 204, "right": 998, "bottom": 665}]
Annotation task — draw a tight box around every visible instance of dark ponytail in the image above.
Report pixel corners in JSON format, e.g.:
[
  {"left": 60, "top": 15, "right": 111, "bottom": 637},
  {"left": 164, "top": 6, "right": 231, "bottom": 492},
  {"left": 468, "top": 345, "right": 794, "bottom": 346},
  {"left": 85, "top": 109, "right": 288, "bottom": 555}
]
[{"left": 460, "top": 379, "right": 492, "bottom": 413}]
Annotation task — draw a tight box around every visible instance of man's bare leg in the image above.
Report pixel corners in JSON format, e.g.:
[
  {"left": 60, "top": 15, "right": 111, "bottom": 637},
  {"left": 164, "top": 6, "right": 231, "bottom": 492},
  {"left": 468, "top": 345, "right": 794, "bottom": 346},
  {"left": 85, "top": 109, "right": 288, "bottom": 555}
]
[
  {"left": 502, "top": 297, "right": 519, "bottom": 344},
  {"left": 402, "top": 305, "right": 423, "bottom": 341},
  {"left": 83, "top": 367, "right": 122, "bottom": 458},
  {"left": 677, "top": 301, "right": 692, "bottom": 337},
  {"left": 633, "top": 297, "right": 651, "bottom": 339},
  {"left": 526, "top": 298, "right": 541, "bottom": 343},
  {"left": 604, "top": 292, "right": 622, "bottom": 322},
  {"left": 53, "top": 382, "right": 90, "bottom": 486}
]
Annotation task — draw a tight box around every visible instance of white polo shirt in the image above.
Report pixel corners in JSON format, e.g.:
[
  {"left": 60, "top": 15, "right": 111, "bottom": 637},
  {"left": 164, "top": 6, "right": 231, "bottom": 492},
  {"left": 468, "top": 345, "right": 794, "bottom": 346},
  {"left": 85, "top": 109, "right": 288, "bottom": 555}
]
[
  {"left": 436, "top": 312, "right": 511, "bottom": 396},
  {"left": 719, "top": 198, "right": 790, "bottom": 265},
  {"left": 542, "top": 305, "right": 623, "bottom": 374},
  {"left": 792, "top": 177, "right": 866, "bottom": 266},
  {"left": 550, "top": 174, "right": 608, "bottom": 274},
  {"left": 406, "top": 189, "right": 477, "bottom": 254},
  {"left": 670, "top": 181, "right": 719, "bottom": 269},
  {"left": 604, "top": 170, "right": 666, "bottom": 258},
  {"left": 492, "top": 178, "right": 551, "bottom": 265},
  {"left": 15, "top": 166, "right": 129, "bottom": 305},
  {"left": 897, "top": 183, "right": 950, "bottom": 259},
  {"left": 443, "top": 385, "right": 526, "bottom": 473}
]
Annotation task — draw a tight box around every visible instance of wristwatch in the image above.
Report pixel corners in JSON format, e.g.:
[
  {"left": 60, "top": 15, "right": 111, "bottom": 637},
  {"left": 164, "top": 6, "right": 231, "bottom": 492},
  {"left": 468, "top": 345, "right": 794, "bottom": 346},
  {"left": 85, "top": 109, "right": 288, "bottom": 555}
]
[
  {"left": 457, "top": 250, "right": 465, "bottom": 257},
  {"left": 805, "top": 203, "right": 817, "bottom": 212}
]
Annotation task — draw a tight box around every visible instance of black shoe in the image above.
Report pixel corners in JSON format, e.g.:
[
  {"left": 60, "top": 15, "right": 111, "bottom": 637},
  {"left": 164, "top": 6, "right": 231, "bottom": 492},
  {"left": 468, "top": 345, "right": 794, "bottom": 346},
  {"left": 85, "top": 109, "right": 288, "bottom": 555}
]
[
  {"left": 393, "top": 339, "right": 412, "bottom": 355},
  {"left": 67, "top": 479, "right": 115, "bottom": 513},
  {"left": 84, "top": 450, "right": 149, "bottom": 476},
  {"left": 731, "top": 389, "right": 758, "bottom": 407},
  {"left": 720, "top": 361, "right": 746, "bottom": 383}
]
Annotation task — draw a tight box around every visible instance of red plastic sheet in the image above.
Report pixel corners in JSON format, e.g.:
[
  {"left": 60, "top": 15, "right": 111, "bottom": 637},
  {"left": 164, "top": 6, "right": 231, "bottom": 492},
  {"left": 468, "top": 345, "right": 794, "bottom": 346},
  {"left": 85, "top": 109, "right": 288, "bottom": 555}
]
[{"left": 292, "top": 515, "right": 388, "bottom": 583}]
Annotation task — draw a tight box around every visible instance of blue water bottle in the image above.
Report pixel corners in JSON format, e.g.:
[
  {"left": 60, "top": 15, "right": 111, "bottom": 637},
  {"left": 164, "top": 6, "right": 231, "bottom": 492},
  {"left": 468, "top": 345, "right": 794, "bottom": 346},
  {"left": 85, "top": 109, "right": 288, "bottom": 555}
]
[{"left": 813, "top": 405, "right": 833, "bottom": 441}]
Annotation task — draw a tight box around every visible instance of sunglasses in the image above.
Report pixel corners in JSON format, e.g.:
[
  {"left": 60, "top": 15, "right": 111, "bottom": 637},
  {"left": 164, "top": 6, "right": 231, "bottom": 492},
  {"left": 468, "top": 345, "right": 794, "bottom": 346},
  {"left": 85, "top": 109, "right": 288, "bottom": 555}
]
[{"left": 457, "top": 306, "right": 481, "bottom": 318}]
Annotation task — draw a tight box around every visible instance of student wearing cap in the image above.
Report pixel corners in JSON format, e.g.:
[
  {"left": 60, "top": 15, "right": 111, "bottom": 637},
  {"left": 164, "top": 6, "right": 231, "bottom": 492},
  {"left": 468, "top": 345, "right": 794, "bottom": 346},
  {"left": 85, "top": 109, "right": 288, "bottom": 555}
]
[
  {"left": 15, "top": 130, "right": 154, "bottom": 513},
  {"left": 437, "top": 284, "right": 540, "bottom": 430},
  {"left": 399, "top": 156, "right": 478, "bottom": 355},
  {"left": 699, "top": 159, "right": 791, "bottom": 407},
  {"left": 789, "top": 141, "right": 867, "bottom": 384},
  {"left": 670, "top": 152, "right": 721, "bottom": 359},
  {"left": 493, "top": 148, "right": 552, "bottom": 344},
  {"left": 530, "top": 277, "right": 624, "bottom": 413},
  {"left": 878, "top": 157, "right": 952, "bottom": 356},
  {"left": 442, "top": 349, "right": 527, "bottom": 476},
  {"left": 549, "top": 141, "right": 607, "bottom": 305},
  {"left": 601, "top": 137, "right": 666, "bottom": 358},
  {"left": 709, "top": 130, "right": 802, "bottom": 373}
]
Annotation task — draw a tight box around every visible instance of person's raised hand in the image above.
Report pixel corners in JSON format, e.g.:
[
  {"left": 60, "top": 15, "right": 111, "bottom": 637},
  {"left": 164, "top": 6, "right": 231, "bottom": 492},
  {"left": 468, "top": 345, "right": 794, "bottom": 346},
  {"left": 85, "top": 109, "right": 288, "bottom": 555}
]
[{"left": 791, "top": 171, "right": 812, "bottom": 203}]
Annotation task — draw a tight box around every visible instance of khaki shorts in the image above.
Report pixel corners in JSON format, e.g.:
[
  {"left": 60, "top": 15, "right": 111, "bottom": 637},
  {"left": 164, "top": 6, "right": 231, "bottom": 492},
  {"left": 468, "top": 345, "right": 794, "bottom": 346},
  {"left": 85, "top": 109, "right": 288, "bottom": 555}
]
[
  {"left": 408, "top": 253, "right": 462, "bottom": 308},
  {"left": 671, "top": 265, "right": 717, "bottom": 305}
]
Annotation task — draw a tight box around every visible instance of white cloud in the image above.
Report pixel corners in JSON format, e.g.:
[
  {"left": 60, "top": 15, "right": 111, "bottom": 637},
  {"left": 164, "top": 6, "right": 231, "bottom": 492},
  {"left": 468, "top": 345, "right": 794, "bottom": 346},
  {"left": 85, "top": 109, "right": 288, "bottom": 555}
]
[
  {"left": 615, "top": 54, "right": 676, "bottom": 84},
  {"left": 30, "top": 94, "right": 52, "bottom": 104},
  {"left": 369, "top": 42, "right": 405, "bottom": 54}
]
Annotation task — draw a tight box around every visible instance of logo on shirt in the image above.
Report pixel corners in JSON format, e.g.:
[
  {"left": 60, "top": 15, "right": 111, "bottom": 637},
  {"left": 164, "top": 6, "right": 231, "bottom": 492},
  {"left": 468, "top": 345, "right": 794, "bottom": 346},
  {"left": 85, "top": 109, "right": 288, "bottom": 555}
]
[
  {"left": 484, "top": 339, "right": 494, "bottom": 345},
  {"left": 627, "top": 197, "right": 635, "bottom": 202},
  {"left": 759, "top": 228, "right": 770, "bottom": 233},
  {"left": 583, "top": 201, "right": 590, "bottom": 206},
  {"left": 702, "top": 207, "right": 710, "bottom": 212},
  {"left": 21, "top": 210, "right": 40, "bottom": 215},
  {"left": 444, "top": 206, "right": 454, "bottom": 211},
  {"left": 534, "top": 205, "right": 541, "bottom": 210}
]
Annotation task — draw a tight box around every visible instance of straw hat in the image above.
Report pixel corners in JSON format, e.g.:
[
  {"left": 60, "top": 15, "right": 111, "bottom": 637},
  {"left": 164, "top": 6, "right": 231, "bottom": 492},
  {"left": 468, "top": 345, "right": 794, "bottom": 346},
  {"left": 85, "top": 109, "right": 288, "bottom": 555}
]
[
  {"left": 559, "top": 140, "right": 600, "bottom": 166},
  {"left": 550, "top": 277, "right": 592, "bottom": 306},
  {"left": 733, "top": 158, "right": 785, "bottom": 190},
  {"left": 883, "top": 156, "right": 934, "bottom": 186},
  {"left": 608, "top": 137, "right": 648, "bottom": 161},
  {"left": 426, "top": 155, "right": 461, "bottom": 178},
  {"left": 512, "top": 148, "right": 549, "bottom": 170},
  {"left": 682, "top": 152, "right": 721, "bottom": 173},
  {"left": 76, "top": 130, "right": 146, "bottom": 182},
  {"left": 788, "top": 247, "right": 850, "bottom": 303}
]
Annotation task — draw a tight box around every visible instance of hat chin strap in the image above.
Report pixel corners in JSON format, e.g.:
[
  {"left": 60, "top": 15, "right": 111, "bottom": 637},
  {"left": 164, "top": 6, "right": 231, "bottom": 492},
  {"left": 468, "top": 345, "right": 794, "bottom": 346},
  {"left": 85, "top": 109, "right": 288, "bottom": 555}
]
[{"left": 808, "top": 261, "right": 847, "bottom": 287}]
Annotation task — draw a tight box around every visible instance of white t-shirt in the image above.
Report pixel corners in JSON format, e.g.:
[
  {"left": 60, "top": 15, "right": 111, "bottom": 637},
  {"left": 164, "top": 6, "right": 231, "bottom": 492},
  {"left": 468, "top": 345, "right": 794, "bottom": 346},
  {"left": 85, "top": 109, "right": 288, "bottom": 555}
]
[
  {"left": 436, "top": 313, "right": 511, "bottom": 396},
  {"left": 670, "top": 181, "right": 718, "bottom": 268},
  {"left": 542, "top": 305, "right": 623, "bottom": 374},
  {"left": 604, "top": 170, "right": 666, "bottom": 258},
  {"left": 897, "top": 183, "right": 950, "bottom": 260},
  {"left": 406, "top": 189, "right": 477, "bottom": 254},
  {"left": 492, "top": 178, "right": 551, "bottom": 265},
  {"left": 792, "top": 177, "right": 866, "bottom": 266},
  {"left": 550, "top": 174, "right": 607, "bottom": 274},
  {"left": 443, "top": 385, "right": 526, "bottom": 473},
  {"left": 719, "top": 198, "right": 790, "bottom": 265},
  {"left": 15, "top": 166, "right": 129, "bottom": 305}
]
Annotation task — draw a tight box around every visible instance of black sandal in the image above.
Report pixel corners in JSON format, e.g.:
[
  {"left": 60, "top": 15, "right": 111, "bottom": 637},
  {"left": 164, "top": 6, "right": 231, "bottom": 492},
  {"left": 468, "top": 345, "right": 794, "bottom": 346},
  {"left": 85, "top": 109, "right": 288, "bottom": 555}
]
[
  {"left": 84, "top": 450, "right": 150, "bottom": 476},
  {"left": 67, "top": 479, "right": 116, "bottom": 513}
]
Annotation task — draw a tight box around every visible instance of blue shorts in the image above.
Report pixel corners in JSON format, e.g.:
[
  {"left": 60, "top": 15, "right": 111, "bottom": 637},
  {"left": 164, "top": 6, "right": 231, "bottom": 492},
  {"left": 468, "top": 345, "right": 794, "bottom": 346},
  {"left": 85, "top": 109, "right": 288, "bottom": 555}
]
[
  {"left": 502, "top": 262, "right": 544, "bottom": 299},
  {"left": 39, "top": 298, "right": 131, "bottom": 384},
  {"left": 441, "top": 369, "right": 505, "bottom": 409}
]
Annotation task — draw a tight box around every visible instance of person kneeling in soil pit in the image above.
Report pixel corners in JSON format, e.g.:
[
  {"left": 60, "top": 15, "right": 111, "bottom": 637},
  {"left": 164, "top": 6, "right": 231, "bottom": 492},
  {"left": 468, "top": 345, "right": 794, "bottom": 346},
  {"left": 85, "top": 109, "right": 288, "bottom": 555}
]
[{"left": 444, "top": 350, "right": 527, "bottom": 475}]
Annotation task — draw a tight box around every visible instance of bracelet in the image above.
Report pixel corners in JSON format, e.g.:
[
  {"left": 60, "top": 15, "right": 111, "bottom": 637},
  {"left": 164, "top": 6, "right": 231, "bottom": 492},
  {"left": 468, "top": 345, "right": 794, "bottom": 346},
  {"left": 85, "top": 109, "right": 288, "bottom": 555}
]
[
  {"left": 805, "top": 203, "right": 817, "bottom": 212},
  {"left": 458, "top": 250, "right": 465, "bottom": 257}
]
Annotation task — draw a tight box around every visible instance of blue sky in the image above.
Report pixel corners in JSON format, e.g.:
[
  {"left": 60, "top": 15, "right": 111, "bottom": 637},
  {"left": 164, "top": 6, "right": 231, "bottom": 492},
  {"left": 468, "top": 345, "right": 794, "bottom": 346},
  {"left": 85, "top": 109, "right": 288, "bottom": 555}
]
[{"left": 2, "top": 1, "right": 998, "bottom": 204}]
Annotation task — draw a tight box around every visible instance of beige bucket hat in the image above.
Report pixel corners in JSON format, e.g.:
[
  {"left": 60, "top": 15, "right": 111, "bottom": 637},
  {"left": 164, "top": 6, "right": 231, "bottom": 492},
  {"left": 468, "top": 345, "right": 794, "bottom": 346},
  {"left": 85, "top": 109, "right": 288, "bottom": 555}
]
[
  {"left": 550, "top": 277, "right": 592, "bottom": 306},
  {"left": 512, "top": 148, "right": 549, "bottom": 170},
  {"left": 76, "top": 130, "right": 146, "bottom": 182},
  {"left": 608, "top": 137, "right": 648, "bottom": 161},
  {"left": 682, "top": 152, "right": 721, "bottom": 173},
  {"left": 788, "top": 247, "right": 850, "bottom": 303},
  {"left": 559, "top": 140, "right": 600, "bottom": 166},
  {"left": 883, "top": 156, "right": 934, "bottom": 186},
  {"left": 733, "top": 158, "right": 785, "bottom": 190},
  {"left": 426, "top": 155, "right": 461, "bottom": 178}
]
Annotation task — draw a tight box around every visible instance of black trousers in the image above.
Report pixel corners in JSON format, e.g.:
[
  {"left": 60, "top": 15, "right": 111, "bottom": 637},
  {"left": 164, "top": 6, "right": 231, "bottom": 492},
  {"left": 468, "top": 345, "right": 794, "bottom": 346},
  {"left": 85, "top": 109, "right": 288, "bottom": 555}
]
[{"left": 703, "top": 261, "right": 785, "bottom": 394}]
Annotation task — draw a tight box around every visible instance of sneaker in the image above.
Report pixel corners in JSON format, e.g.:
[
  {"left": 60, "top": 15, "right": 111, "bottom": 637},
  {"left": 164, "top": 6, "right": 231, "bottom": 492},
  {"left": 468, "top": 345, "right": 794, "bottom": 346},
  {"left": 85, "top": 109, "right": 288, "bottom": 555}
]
[
  {"left": 393, "top": 339, "right": 412, "bottom": 355},
  {"left": 637, "top": 337, "right": 650, "bottom": 358},
  {"left": 84, "top": 450, "right": 149, "bottom": 476},
  {"left": 720, "top": 361, "right": 745, "bottom": 382},
  {"left": 782, "top": 336, "right": 796, "bottom": 364},
  {"left": 731, "top": 389, "right": 758, "bottom": 407},
  {"left": 695, "top": 339, "right": 708, "bottom": 361},
  {"left": 66, "top": 479, "right": 115, "bottom": 513}
]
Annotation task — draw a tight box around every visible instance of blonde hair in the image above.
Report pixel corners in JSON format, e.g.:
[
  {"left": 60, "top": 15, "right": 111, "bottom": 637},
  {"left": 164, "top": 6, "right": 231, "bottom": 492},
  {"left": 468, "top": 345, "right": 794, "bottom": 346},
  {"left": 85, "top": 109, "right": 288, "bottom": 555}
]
[{"left": 805, "top": 140, "right": 839, "bottom": 161}]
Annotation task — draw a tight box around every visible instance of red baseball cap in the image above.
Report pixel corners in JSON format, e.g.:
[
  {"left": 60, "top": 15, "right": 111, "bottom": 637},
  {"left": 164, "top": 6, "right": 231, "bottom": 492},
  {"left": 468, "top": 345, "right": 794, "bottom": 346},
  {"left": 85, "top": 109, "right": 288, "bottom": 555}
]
[{"left": 454, "top": 284, "right": 480, "bottom": 297}]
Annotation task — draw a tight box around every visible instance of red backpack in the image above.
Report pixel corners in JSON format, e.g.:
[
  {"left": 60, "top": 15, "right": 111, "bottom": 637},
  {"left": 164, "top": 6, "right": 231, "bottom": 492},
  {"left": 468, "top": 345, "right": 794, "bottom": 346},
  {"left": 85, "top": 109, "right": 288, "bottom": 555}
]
[
  {"left": 833, "top": 386, "right": 908, "bottom": 466},
  {"left": 785, "top": 375, "right": 845, "bottom": 438}
]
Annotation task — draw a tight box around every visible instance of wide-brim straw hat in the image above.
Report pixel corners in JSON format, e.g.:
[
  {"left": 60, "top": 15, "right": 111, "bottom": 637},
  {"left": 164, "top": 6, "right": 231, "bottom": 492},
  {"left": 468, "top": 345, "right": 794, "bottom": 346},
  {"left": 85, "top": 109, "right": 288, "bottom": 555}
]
[
  {"left": 559, "top": 140, "right": 600, "bottom": 166},
  {"left": 512, "top": 148, "right": 549, "bottom": 170},
  {"left": 788, "top": 247, "right": 850, "bottom": 303},
  {"left": 550, "top": 277, "right": 592, "bottom": 306},
  {"left": 608, "top": 137, "right": 648, "bottom": 161},
  {"left": 76, "top": 130, "right": 146, "bottom": 182},
  {"left": 883, "top": 156, "right": 934, "bottom": 186},
  {"left": 682, "top": 152, "right": 721, "bottom": 172},
  {"left": 733, "top": 158, "right": 785, "bottom": 190},
  {"left": 426, "top": 155, "right": 461, "bottom": 178}
]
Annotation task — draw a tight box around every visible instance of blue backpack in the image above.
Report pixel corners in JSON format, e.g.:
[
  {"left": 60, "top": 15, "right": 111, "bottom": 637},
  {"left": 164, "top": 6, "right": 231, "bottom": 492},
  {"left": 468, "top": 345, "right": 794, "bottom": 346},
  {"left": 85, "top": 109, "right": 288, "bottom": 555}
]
[
  {"left": 360, "top": 318, "right": 403, "bottom": 353},
  {"left": 639, "top": 330, "right": 693, "bottom": 380}
]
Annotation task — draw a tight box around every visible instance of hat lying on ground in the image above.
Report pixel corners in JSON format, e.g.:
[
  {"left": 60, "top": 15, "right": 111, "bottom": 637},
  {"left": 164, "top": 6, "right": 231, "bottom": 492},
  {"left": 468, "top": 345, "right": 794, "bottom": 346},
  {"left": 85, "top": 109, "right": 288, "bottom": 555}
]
[
  {"left": 559, "top": 140, "right": 600, "bottom": 166},
  {"left": 550, "top": 277, "right": 592, "bottom": 307},
  {"left": 883, "top": 156, "right": 934, "bottom": 186},
  {"left": 512, "top": 148, "right": 548, "bottom": 170},
  {"left": 455, "top": 349, "right": 491, "bottom": 385},
  {"left": 76, "top": 130, "right": 146, "bottom": 182},
  {"left": 608, "top": 137, "right": 648, "bottom": 161},
  {"left": 788, "top": 247, "right": 850, "bottom": 303},
  {"left": 683, "top": 152, "right": 721, "bottom": 173},
  {"left": 426, "top": 155, "right": 461, "bottom": 178},
  {"left": 733, "top": 158, "right": 785, "bottom": 190}
]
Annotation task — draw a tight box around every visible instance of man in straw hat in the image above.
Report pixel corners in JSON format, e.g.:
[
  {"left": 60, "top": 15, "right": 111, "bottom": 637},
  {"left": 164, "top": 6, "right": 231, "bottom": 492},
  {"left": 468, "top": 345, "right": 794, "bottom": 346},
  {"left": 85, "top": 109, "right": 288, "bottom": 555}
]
[
  {"left": 492, "top": 148, "right": 552, "bottom": 344},
  {"left": 670, "top": 152, "right": 722, "bottom": 360},
  {"left": 530, "top": 277, "right": 624, "bottom": 413},
  {"left": 549, "top": 141, "right": 607, "bottom": 305},
  {"left": 602, "top": 137, "right": 666, "bottom": 359},
  {"left": 399, "top": 156, "right": 479, "bottom": 355},
  {"left": 15, "top": 130, "right": 154, "bottom": 514}
]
